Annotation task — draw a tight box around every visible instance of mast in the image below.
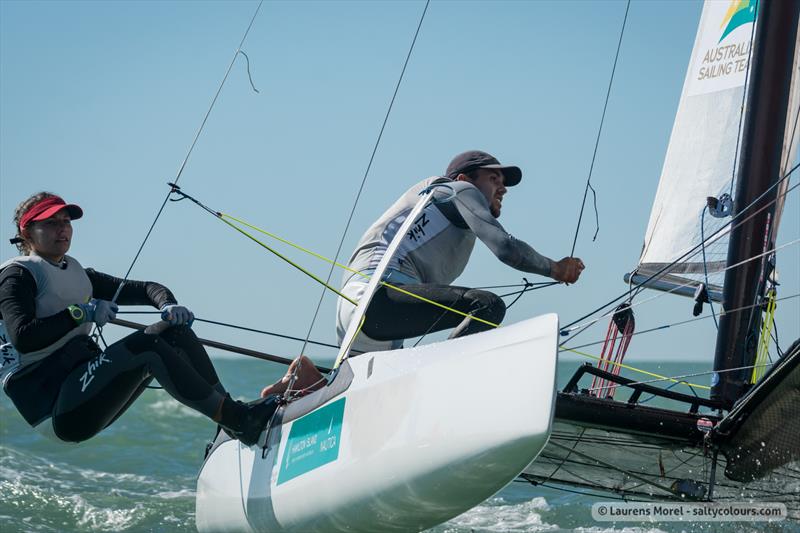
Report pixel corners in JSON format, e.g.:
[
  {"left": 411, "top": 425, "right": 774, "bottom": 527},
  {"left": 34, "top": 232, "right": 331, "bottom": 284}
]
[{"left": 712, "top": 0, "right": 800, "bottom": 408}]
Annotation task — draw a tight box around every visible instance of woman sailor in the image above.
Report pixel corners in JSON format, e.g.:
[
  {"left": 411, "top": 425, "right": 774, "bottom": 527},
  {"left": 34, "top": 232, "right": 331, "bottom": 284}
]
[{"left": 0, "top": 192, "right": 279, "bottom": 445}]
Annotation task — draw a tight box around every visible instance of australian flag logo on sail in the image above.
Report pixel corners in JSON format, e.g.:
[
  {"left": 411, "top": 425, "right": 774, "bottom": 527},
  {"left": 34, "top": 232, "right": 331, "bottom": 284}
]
[{"left": 719, "top": 0, "right": 756, "bottom": 44}]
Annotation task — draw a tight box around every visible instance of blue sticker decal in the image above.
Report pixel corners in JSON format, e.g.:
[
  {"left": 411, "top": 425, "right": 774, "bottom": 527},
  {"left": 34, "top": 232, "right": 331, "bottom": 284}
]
[{"left": 277, "top": 397, "right": 345, "bottom": 485}]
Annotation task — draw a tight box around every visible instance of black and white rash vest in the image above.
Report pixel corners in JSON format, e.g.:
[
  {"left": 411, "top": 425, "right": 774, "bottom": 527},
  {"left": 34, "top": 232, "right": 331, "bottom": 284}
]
[
  {"left": 336, "top": 176, "right": 555, "bottom": 351},
  {"left": 0, "top": 254, "right": 92, "bottom": 385}
]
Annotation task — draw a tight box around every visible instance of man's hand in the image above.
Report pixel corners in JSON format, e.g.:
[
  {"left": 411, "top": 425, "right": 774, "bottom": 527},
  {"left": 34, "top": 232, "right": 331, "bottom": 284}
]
[{"left": 551, "top": 257, "right": 585, "bottom": 284}]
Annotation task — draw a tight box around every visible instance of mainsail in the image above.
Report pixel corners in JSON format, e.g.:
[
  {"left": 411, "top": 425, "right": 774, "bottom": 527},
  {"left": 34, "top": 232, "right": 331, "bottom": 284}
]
[{"left": 628, "top": 0, "right": 760, "bottom": 301}]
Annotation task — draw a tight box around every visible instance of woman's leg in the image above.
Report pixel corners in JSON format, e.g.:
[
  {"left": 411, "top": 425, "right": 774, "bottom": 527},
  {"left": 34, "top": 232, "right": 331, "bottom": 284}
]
[
  {"left": 52, "top": 331, "right": 225, "bottom": 442},
  {"left": 157, "top": 325, "right": 225, "bottom": 393}
]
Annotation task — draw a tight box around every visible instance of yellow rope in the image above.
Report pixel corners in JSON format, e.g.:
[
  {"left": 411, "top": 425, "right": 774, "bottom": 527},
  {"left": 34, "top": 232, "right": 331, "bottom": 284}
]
[
  {"left": 751, "top": 289, "right": 777, "bottom": 384},
  {"left": 220, "top": 212, "right": 500, "bottom": 328},
  {"left": 559, "top": 347, "right": 711, "bottom": 390},
  {"left": 378, "top": 282, "right": 499, "bottom": 328},
  {"left": 217, "top": 215, "right": 357, "bottom": 305}
]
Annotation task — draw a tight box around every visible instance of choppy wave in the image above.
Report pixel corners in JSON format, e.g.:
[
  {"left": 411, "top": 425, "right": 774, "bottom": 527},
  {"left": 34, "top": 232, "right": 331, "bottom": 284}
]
[
  {"left": 439, "top": 496, "right": 556, "bottom": 531},
  {"left": 148, "top": 397, "right": 205, "bottom": 419},
  {"left": 0, "top": 444, "right": 195, "bottom": 532}
]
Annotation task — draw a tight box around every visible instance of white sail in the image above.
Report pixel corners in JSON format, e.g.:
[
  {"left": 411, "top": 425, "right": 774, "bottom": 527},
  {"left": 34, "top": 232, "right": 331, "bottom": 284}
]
[
  {"left": 774, "top": 26, "right": 800, "bottom": 248},
  {"left": 630, "top": 0, "right": 759, "bottom": 301}
]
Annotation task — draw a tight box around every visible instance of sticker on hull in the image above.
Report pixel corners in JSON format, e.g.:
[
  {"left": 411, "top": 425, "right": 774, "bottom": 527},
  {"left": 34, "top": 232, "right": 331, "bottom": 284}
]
[{"left": 277, "top": 397, "right": 345, "bottom": 485}]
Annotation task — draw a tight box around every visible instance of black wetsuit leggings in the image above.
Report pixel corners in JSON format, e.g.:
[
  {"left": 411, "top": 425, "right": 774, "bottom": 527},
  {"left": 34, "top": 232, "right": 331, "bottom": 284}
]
[
  {"left": 361, "top": 284, "right": 506, "bottom": 341},
  {"left": 51, "top": 326, "right": 225, "bottom": 443}
]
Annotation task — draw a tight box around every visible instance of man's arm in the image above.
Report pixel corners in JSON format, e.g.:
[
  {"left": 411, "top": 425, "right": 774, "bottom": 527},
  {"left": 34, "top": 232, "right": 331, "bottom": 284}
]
[{"left": 448, "top": 184, "right": 585, "bottom": 283}]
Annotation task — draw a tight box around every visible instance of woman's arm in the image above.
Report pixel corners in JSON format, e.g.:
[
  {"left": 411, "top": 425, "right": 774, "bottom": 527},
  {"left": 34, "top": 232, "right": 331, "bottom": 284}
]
[
  {"left": 0, "top": 266, "right": 76, "bottom": 353},
  {"left": 86, "top": 269, "right": 177, "bottom": 309}
]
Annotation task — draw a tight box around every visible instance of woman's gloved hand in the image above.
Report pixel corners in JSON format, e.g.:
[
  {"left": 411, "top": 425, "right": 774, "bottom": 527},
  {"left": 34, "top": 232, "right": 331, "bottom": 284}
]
[
  {"left": 72, "top": 299, "right": 118, "bottom": 326},
  {"left": 160, "top": 304, "right": 195, "bottom": 326}
]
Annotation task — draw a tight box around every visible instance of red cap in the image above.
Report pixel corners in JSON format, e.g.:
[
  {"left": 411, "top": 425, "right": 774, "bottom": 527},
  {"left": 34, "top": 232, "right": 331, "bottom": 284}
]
[{"left": 19, "top": 196, "right": 83, "bottom": 230}]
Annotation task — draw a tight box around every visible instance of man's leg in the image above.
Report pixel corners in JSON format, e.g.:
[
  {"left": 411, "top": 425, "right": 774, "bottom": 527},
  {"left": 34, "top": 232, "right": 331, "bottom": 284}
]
[{"left": 361, "top": 284, "right": 505, "bottom": 341}]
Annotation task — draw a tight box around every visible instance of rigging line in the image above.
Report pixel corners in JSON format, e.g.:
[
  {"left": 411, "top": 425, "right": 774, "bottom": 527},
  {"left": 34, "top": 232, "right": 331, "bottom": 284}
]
[
  {"left": 194, "top": 317, "right": 342, "bottom": 350},
  {"left": 520, "top": 480, "right": 643, "bottom": 502},
  {"left": 219, "top": 214, "right": 358, "bottom": 305},
  {"left": 699, "top": 208, "right": 719, "bottom": 329},
  {"left": 781, "top": 86, "right": 800, "bottom": 178},
  {"left": 547, "top": 440, "right": 676, "bottom": 495},
  {"left": 561, "top": 237, "right": 800, "bottom": 337},
  {"left": 114, "top": 1, "right": 264, "bottom": 288},
  {"left": 223, "top": 212, "right": 353, "bottom": 272},
  {"left": 236, "top": 50, "right": 260, "bottom": 93},
  {"left": 503, "top": 282, "right": 560, "bottom": 310},
  {"left": 536, "top": 427, "right": 588, "bottom": 487},
  {"left": 561, "top": 293, "right": 800, "bottom": 352},
  {"left": 299, "top": 0, "right": 432, "bottom": 360},
  {"left": 169, "top": 185, "right": 357, "bottom": 303},
  {"left": 584, "top": 360, "right": 778, "bottom": 396},
  {"left": 473, "top": 281, "right": 552, "bottom": 290},
  {"left": 560, "top": 347, "right": 711, "bottom": 390},
  {"left": 115, "top": 311, "right": 358, "bottom": 353},
  {"left": 569, "top": 0, "right": 630, "bottom": 255},
  {"left": 635, "top": 380, "right": 695, "bottom": 403},
  {"left": 497, "top": 282, "right": 559, "bottom": 299},
  {"left": 109, "top": 317, "right": 332, "bottom": 372},
  {"left": 172, "top": 1, "right": 263, "bottom": 187},
  {"left": 561, "top": 173, "right": 800, "bottom": 333}
]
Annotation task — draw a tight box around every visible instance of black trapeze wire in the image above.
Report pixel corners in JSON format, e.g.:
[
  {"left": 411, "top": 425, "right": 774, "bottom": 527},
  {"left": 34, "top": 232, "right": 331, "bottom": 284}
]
[
  {"left": 116, "top": 310, "right": 347, "bottom": 351},
  {"left": 568, "top": 0, "right": 630, "bottom": 256},
  {"left": 298, "top": 0, "right": 431, "bottom": 360}
]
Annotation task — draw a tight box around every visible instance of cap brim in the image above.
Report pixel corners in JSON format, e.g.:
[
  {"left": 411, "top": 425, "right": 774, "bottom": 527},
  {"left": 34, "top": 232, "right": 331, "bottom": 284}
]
[
  {"left": 32, "top": 204, "right": 83, "bottom": 222},
  {"left": 480, "top": 164, "right": 522, "bottom": 187}
]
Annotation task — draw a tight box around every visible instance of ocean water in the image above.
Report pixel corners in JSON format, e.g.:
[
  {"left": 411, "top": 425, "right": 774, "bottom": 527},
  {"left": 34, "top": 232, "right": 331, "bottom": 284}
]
[{"left": 0, "top": 357, "right": 794, "bottom": 532}]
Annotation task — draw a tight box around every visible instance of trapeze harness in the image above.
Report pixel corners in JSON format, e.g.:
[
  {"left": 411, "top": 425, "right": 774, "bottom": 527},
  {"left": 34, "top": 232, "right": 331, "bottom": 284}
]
[
  {"left": 0, "top": 255, "right": 226, "bottom": 443},
  {"left": 336, "top": 177, "right": 555, "bottom": 352}
]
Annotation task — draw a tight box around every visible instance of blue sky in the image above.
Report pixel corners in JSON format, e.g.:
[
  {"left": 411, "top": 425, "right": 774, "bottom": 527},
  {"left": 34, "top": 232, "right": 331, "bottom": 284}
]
[{"left": 1, "top": 0, "right": 797, "bottom": 374}]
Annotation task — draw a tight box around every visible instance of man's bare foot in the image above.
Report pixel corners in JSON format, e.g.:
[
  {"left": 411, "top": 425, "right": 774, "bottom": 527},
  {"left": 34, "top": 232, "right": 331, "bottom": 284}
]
[{"left": 261, "top": 356, "right": 326, "bottom": 398}]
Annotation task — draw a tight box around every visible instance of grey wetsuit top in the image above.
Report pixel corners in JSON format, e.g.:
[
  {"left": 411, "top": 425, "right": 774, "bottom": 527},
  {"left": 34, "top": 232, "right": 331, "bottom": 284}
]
[
  {"left": 342, "top": 176, "right": 554, "bottom": 287},
  {"left": 336, "top": 176, "right": 556, "bottom": 351}
]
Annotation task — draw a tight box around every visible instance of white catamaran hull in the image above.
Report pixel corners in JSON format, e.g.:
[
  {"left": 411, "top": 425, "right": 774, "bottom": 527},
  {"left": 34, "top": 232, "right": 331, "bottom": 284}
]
[{"left": 196, "top": 312, "right": 558, "bottom": 532}]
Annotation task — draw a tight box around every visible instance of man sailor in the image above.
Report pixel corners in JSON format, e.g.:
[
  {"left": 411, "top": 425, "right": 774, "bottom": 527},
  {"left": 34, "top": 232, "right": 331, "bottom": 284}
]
[{"left": 336, "top": 150, "right": 585, "bottom": 353}]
